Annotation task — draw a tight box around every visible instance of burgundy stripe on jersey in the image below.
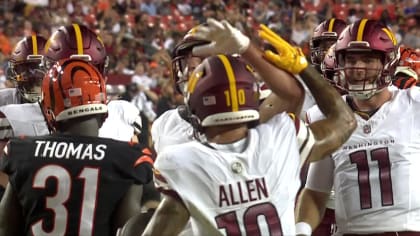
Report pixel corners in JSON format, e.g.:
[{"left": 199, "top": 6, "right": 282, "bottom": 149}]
[
  {"left": 156, "top": 188, "right": 186, "bottom": 207},
  {"left": 153, "top": 169, "right": 168, "bottom": 184},
  {"left": 294, "top": 118, "right": 315, "bottom": 166},
  {"left": 299, "top": 126, "right": 311, "bottom": 153},
  {"left": 288, "top": 113, "right": 300, "bottom": 133}
]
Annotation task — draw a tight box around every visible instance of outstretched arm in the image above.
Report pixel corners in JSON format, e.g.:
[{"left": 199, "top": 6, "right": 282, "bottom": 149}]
[
  {"left": 142, "top": 195, "right": 190, "bottom": 236},
  {"left": 258, "top": 25, "right": 356, "bottom": 162},
  {"left": 300, "top": 66, "right": 356, "bottom": 161},
  {"left": 191, "top": 18, "right": 305, "bottom": 116},
  {"left": 113, "top": 184, "right": 144, "bottom": 232},
  {"left": 242, "top": 44, "right": 304, "bottom": 116},
  {"left": 295, "top": 156, "right": 334, "bottom": 235}
]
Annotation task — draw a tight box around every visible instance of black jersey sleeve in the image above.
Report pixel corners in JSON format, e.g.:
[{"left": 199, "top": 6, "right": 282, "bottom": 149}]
[{"left": 112, "top": 142, "right": 154, "bottom": 185}]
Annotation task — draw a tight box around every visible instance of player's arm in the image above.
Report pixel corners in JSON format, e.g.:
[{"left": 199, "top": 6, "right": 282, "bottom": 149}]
[
  {"left": 142, "top": 194, "right": 190, "bottom": 236},
  {"left": 0, "top": 183, "right": 23, "bottom": 236},
  {"left": 257, "top": 25, "right": 356, "bottom": 162},
  {"left": 0, "top": 113, "right": 12, "bottom": 192},
  {"left": 191, "top": 18, "right": 305, "bottom": 116},
  {"left": 301, "top": 65, "right": 356, "bottom": 162},
  {"left": 113, "top": 184, "right": 144, "bottom": 232},
  {"left": 295, "top": 157, "right": 334, "bottom": 235}
]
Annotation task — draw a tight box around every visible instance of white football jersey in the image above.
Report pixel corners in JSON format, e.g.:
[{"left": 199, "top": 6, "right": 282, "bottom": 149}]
[
  {"left": 154, "top": 113, "right": 314, "bottom": 235},
  {"left": 151, "top": 108, "right": 195, "bottom": 153},
  {"left": 0, "top": 88, "right": 20, "bottom": 106},
  {"left": 295, "top": 75, "right": 316, "bottom": 120},
  {"left": 306, "top": 87, "right": 420, "bottom": 234},
  {"left": 99, "top": 100, "right": 141, "bottom": 142},
  {"left": 0, "top": 103, "right": 49, "bottom": 138}
]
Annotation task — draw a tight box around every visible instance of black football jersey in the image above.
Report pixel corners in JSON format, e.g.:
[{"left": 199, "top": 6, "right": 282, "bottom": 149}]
[{"left": 0, "top": 134, "right": 153, "bottom": 236}]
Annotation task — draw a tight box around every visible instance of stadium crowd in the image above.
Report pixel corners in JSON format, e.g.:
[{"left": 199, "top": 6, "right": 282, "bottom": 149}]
[
  {"left": 1, "top": 1, "right": 419, "bottom": 125},
  {"left": 0, "top": 0, "right": 420, "bottom": 235}
]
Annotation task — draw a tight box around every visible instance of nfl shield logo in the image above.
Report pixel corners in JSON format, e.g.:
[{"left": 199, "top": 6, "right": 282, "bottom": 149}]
[{"left": 363, "top": 124, "right": 371, "bottom": 134}]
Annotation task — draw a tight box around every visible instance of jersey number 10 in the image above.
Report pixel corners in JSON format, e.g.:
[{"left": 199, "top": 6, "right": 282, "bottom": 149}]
[{"left": 215, "top": 202, "right": 283, "bottom": 235}]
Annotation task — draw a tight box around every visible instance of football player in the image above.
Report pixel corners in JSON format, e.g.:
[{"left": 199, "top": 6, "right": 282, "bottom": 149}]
[
  {"left": 44, "top": 23, "right": 160, "bottom": 221},
  {"left": 0, "top": 59, "right": 153, "bottom": 236},
  {"left": 141, "top": 16, "right": 356, "bottom": 235},
  {"left": 320, "top": 43, "right": 347, "bottom": 95},
  {"left": 151, "top": 26, "right": 210, "bottom": 155},
  {"left": 0, "top": 35, "right": 47, "bottom": 106},
  {"left": 0, "top": 35, "right": 50, "bottom": 197},
  {"left": 302, "top": 19, "right": 347, "bottom": 236},
  {"left": 296, "top": 19, "right": 420, "bottom": 235},
  {"left": 310, "top": 18, "right": 347, "bottom": 73},
  {"left": 44, "top": 23, "right": 144, "bottom": 144}
]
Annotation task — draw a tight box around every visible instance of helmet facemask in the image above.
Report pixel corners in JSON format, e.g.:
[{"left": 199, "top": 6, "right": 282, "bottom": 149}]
[
  {"left": 310, "top": 35, "right": 338, "bottom": 66},
  {"left": 338, "top": 48, "right": 394, "bottom": 100},
  {"left": 9, "top": 55, "right": 46, "bottom": 103},
  {"left": 172, "top": 53, "right": 203, "bottom": 96}
]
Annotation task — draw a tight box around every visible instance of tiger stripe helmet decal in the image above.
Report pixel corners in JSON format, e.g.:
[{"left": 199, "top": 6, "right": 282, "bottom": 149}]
[{"left": 41, "top": 58, "right": 107, "bottom": 128}]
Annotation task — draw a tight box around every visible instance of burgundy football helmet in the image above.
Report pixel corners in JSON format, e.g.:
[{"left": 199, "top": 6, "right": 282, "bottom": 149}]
[
  {"left": 186, "top": 54, "right": 259, "bottom": 128},
  {"left": 9, "top": 35, "right": 47, "bottom": 103},
  {"left": 310, "top": 18, "right": 347, "bottom": 66},
  {"left": 171, "top": 26, "right": 210, "bottom": 94},
  {"left": 44, "top": 24, "right": 108, "bottom": 75},
  {"left": 335, "top": 19, "right": 398, "bottom": 99},
  {"left": 321, "top": 44, "right": 346, "bottom": 94}
]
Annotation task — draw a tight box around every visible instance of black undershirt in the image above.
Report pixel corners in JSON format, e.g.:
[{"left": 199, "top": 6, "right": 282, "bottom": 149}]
[{"left": 346, "top": 96, "right": 380, "bottom": 120}]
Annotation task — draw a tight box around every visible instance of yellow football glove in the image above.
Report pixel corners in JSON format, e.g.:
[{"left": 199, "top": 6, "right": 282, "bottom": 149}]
[{"left": 258, "top": 24, "right": 308, "bottom": 74}]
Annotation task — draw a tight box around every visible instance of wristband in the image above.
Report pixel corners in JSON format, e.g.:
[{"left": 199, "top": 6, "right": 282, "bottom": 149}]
[{"left": 295, "top": 222, "right": 312, "bottom": 235}]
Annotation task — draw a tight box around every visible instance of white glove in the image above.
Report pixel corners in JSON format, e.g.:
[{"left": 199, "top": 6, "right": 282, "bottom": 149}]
[{"left": 191, "top": 18, "right": 250, "bottom": 56}]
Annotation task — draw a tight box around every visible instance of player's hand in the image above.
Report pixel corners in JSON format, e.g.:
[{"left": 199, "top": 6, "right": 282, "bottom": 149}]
[
  {"left": 258, "top": 24, "right": 308, "bottom": 74},
  {"left": 191, "top": 18, "right": 250, "bottom": 56}
]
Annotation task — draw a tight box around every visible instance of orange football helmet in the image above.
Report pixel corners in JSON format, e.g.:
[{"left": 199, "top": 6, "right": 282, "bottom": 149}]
[
  {"left": 41, "top": 58, "right": 107, "bottom": 128},
  {"left": 399, "top": 46, "right": 420, "bottom": 77}
]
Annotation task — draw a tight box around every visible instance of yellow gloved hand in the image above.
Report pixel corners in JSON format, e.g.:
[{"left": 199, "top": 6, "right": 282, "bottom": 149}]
[{"left": 258, "top": 24, "right": 308, "bottom": 74}]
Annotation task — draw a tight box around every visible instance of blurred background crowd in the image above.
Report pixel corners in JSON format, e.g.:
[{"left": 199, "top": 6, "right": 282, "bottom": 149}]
[{"left": 0, "top": 0, "right": 419, "bottom": 136}]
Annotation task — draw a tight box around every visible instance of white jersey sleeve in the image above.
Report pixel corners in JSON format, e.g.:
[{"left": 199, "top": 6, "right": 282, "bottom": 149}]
[
  {"left": 0, "top": 112, "right": 13, "bottom": 139},
  {"left": 295, "top": 75, "right": 316, "bottom": 120},
  {"left": 0, "top": 88, "right": 20, "bottom": 106},
  {"left": 151, "top": 109, "right": 194, "bottom": 153},
  {"left": 0, "top": 103, "right": 49, "bottom": 137},
  {"left": 287, "top": 113, "right": 315, "bottom": 165},
  {"left": 99, "top": 100, "right": 141, "bottom": 142},
  {"left": 305, "top": 157, "right": 334, "bottom": 193}
]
